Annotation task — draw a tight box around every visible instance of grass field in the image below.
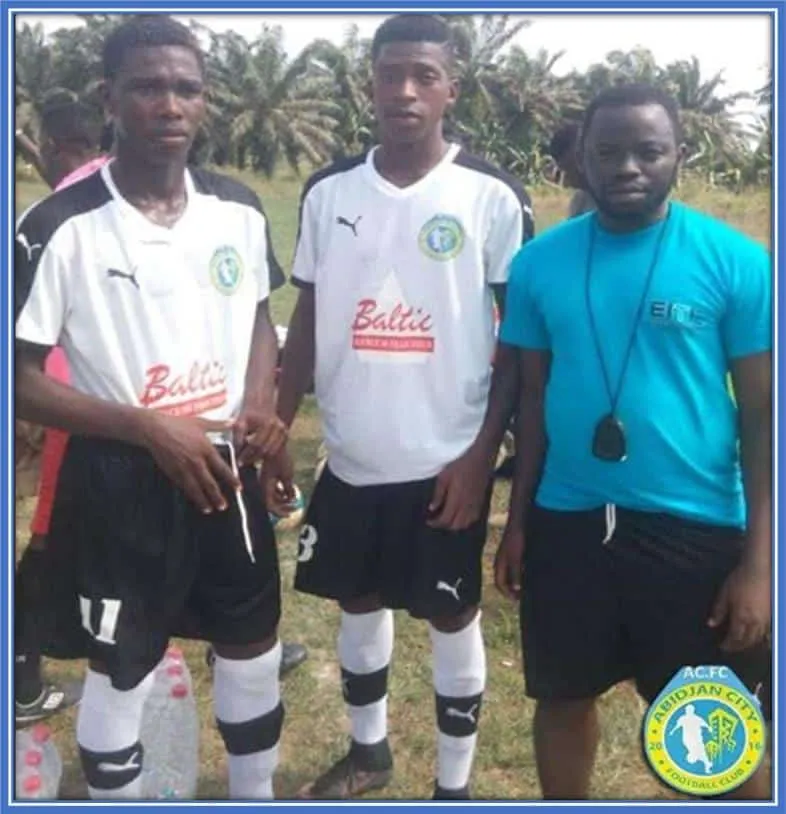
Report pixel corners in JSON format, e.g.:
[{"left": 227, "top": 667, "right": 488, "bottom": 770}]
[{"left": 14, "top": 169, "right": 771, "bottom": 801}]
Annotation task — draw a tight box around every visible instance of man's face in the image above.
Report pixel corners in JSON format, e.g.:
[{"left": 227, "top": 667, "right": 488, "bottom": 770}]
[
  {"left": 371, "top": 41, "right": 457, "bottom": 146},
  {"left": 105, "top": 44, "right": 205, "bottom": 165},
  {"left": 579, "top": 102, "right": 682, "bottom": 223}
]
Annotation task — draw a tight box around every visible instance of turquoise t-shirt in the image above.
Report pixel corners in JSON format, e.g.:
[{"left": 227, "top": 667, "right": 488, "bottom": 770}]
[{"left": 500, "top": 202, "right": 771, "bottom": 528}]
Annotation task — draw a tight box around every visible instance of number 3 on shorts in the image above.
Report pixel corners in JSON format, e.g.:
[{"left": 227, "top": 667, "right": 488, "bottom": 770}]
[
  {"left": 298, "top": 525, "right": 318, "bottom": 563},
  {"left": 79, "top": 595, "right": 122, "bottom": 645}
]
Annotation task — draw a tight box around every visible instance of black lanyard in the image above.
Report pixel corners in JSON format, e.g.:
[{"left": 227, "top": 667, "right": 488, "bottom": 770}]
[{"left": 584, "top": 211, "right": 671, "bottom": 420}]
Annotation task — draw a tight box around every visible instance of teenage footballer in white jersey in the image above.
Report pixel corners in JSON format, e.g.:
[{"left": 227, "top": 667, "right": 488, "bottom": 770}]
[
  {"left": 15, "top": 16, "right": 288, "bottom": 799},
  {"left": 266, "top": 14, "right": 535, "bottom": 800}
]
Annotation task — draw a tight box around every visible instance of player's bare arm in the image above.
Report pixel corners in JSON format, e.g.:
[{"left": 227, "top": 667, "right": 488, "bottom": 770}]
[
  {"left": 16, "top": 340, "right": 240, "bottom": 514},
  {"left": 427, "top": 285, "right": 521, "bottom": 532},
  {"left": 235, "top": 300, "right": 288, "bottom": 466},
  {"left": 260, "top": 286, "right": 316, "bottom": 511},
  {"left": 708, "top": 350, "right": 772, "bottom": 651},
  {"left": 276, "top": 287, "right": 316, "bottom": 429},
  {"left": 494, "top": 347, "right": 550, "bottom": 601}
]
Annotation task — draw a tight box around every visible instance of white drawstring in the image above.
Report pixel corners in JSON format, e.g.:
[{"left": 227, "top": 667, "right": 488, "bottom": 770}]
[
  {"left": 218, "top": 439, "right": 256, "bottom": 564},
  {"left": 602, "top": 503, "right": 616, "bottom": 545}
]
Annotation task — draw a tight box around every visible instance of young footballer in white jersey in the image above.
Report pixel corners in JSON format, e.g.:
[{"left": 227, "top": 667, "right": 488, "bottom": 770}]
[
  {"left": 265, "top": 14, "right": 535, "bottom": 800},
  {"left": 15, "top": 16, "right": 288, "bottom": 799}
]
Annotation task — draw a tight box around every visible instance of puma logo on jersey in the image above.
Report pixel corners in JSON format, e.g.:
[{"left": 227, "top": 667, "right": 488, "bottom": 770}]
[
  {"left": 97, "top": 750, "right": 141, "bottom": 774},
  {"left": 16, "top": 233, "right": 42, "bottom": 261},
  {"left": 298, "top": 524, "right": 318, "bottom": 563},
  {"left": 336, "top": 215, "right": 362, "bottom": 237},
  {"left": 107, "top": 267, "right": 140, "bottom": 290},
  {"left": 436, "top": 577, "right": 462, "bottom": 601},
  {"left": 446, "top": 703, "right": 479, "bottom": 726}
]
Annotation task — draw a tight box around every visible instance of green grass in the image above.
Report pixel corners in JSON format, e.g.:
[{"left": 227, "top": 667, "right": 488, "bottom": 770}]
[{"left": 14, "top": 167, "right": 771, "bottom": 800}]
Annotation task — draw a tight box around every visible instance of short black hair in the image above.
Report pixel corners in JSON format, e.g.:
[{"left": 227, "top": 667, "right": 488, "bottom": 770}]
[
  {"left": 371, "top": 14, "right": 455, "bottom": 64},
  {"left": 99, "top": 122, "right": 115, "bottom": 153},
  {"left": 102, "top": 14, "right": 203, "bottom": 81},
  {"left": 40, "top": 99, "right": 98, "bottom": 148},
  {"left": 580, "top": 83, "right": 683, "bottom": 146},
  {"left": 548, "top": 122, "right": 580, "bottom": 161}
]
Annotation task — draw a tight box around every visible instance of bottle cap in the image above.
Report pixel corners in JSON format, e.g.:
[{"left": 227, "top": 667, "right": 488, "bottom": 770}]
[
  {"left": 31, "top": 724, "right": 51, "bottom": 744},
  {"left": 165, "top": 646, "right": 183, "bottom": 660},
  {"left": 166, "top": 664, "right": 184, "bottom": 677},
  {"left": 171, "top": 683, "right": 189, "bottom": 699},
  {"left": 23, "top": 774, "right": 42, "bottom": 794},
  {"left": 25, "top": 750, "right": 42, "bottom": 767}
]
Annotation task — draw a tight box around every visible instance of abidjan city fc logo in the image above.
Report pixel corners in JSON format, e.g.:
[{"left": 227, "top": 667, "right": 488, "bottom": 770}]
[{"left": 643, "top": 666, "right": 766, "bottom": 796}]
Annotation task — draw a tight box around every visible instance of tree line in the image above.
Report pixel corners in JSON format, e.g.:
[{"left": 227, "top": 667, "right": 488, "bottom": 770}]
[{"left": 15, "top": 14, "right": 772, "bottom": 188}]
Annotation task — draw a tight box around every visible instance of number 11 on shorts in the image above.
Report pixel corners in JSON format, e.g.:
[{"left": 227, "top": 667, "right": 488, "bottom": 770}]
[{"left": 79, "top": 595, "right": 122, "bottom": 645}]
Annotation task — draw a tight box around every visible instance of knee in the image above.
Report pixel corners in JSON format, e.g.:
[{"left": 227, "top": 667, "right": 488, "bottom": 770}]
[
  {"left": 535, "top": 697, "right": 598, "bottom": 726},
  {"left": 212, "top": 642, "right": 284, "bottom": 753},
  {"left": 213, "top": 632, "right": 279, "bottom": 661},
  {"left": 338, "top": 606, "right": 394, "bottom": 675},
  {"left": 341, "top": 595, "right": 384, "bottom": 615},
  {"left": 429, "top": 605, "right": 479, "bottom": 634}
]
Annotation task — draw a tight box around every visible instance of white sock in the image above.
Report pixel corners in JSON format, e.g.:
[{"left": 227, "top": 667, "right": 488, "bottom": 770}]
[
  {"left": 430, "top": 612, "right": 486, "bottom": 792},
  {"left": 76, "top": 668, "right": 154, "bottom": 799},
  {"left": 337, "top": 609, "right": 394, "bottom": 745},
  {"left": 213, "top": 642, "right": 283, "bottom": 799}
]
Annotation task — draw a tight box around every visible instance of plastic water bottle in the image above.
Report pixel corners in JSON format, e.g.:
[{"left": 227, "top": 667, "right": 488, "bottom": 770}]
[
  {"left": 15, "top": 723, "right": 62, "bottom": 800},
  {"left": 139, "top": 646, "right": 200, "bottom": 799}
]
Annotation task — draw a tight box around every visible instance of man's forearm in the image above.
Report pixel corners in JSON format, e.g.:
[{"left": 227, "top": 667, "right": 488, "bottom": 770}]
[
  {"left": 241, "top": 305, "right": 279, "bottom": 414},
  {"left": 276, "top": 290, "right": 316, "bottom": 428},
  {"left": 505, "top": 394, "right": 546, "bottom": 535},
  {"left": 473, "top": 344, "right": 520, "bottom": 463},
  {"left": 17, "top": 359, "right": 148, "bottom": 445},
  {"left": 739, "top": 406, "right": 772, "bottom": 574}
]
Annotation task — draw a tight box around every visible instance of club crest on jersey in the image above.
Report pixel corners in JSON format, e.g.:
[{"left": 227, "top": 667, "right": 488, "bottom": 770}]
[
  {"left": 209, "top": 246, "right": 244, "bottom": 295},
  {"left": 418, "top": 215, "right": 465, "bottom": 261}
]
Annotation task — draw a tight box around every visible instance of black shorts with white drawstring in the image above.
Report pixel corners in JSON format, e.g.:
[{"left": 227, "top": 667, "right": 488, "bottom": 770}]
[
  {"left": 520, "top": 504, "right": 771, "bottom": 711},
  {"left": 32, "top": 435, "right": 280, "bottom": 690}
]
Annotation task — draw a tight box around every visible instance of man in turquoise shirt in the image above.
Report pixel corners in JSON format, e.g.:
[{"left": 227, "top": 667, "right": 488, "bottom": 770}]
[{"left": 496, "top": 84, "right": 771, "bottom": 799}]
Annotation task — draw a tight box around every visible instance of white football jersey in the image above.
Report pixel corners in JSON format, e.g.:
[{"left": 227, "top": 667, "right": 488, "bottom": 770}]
[
  {"left": 292, "top": 143, "right": 534, "bottom": 486},
  {"left": 15, "top": 161, "right": 284, "bottom": 421}
]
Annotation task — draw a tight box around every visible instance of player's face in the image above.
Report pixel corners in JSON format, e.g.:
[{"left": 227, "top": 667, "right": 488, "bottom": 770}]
[
  {"left": 579, "top": 103, "right": 682, "bottom": 225},
  {"left": 371, "top": 41, "right": 457, "bottom": 146},
  {"left": 106, "top": 45, "right": 205, "bottom": 165}
]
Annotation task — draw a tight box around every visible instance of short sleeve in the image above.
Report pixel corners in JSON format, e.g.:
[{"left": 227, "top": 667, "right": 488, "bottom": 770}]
[
  {"left": 248, "top": 193, "right": 285, "bottom": 300},
  {"left": 291, "top": 188, "right": 318, "bottom": 288},
  {"left": 721, "top": 243, "right": 772, "bottom": 360},
  {"left": 189, "top": 171, "right": 286, "bottom": 298},
  {"left": 261, "top": 208, "right": 286, "bottom": 295},
  {"left": 15, "top": 213, "right": 69, "bottom": 349},
  {"left": 485, "top": 180, "right": 535, "bottom": 286},
  {"left": 499, "top": 248, "right": 550, "bottom": 350}
]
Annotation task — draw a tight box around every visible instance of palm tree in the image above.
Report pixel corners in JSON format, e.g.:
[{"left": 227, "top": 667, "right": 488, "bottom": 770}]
[
  {"left": 301, "top": 26, "right": 374, "bottom": 158},
  {"left": 199, "top": 24, "right": 341, "bottom": 175},
  {"left": 447, "top": 15, "right": 529, "bottom": 129},
  {"left": 15, "top": 22, "right": 55, "bottom": 135},
  {"left": 662, "top": 57, "right": 751, "bottom": 168}
]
